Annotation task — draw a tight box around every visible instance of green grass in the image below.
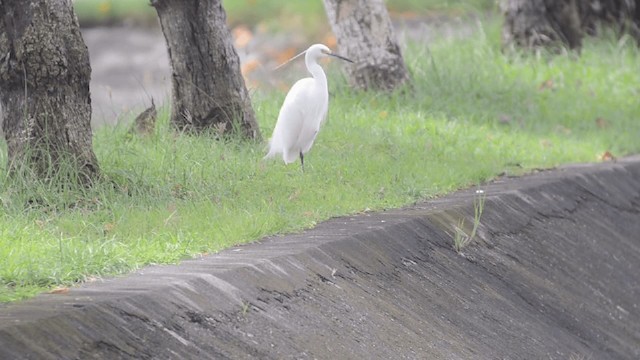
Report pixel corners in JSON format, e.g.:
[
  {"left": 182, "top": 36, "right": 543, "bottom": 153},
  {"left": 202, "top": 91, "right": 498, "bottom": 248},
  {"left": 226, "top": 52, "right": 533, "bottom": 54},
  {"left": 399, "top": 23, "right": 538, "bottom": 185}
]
[
  {"left": 73, "top": 0, "right": 156, "bottom": 26},
  {"left": 2, "top": 21, "right": 640, "bottom": 302}
]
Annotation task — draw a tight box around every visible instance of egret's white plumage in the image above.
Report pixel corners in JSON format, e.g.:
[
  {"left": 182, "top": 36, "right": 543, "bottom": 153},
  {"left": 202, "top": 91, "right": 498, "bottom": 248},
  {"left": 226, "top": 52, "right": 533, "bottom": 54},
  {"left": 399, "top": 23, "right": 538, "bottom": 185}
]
[{"left": 265, "top": 44, "right": 352, "bottom": 170}]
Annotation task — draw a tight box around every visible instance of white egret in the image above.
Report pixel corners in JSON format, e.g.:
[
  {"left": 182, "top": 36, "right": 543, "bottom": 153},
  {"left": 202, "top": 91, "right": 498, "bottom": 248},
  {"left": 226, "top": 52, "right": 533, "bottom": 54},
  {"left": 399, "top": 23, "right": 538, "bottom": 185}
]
[{"left": 265, "top": 43, "right": 353, "bottom": 171}]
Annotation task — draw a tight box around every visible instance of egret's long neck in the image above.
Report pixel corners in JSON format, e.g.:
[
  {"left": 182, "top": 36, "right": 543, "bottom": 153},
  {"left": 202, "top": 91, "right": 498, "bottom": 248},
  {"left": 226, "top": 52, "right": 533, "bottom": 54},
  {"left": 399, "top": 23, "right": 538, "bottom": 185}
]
[{"left": 306, "top": 57, "right": 327, "bottom": 88}]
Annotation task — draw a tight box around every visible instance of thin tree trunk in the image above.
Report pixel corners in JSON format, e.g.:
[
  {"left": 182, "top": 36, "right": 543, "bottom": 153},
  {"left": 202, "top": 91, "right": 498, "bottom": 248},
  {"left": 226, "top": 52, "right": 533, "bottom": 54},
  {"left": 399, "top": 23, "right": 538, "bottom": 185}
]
[
  {"left": 323, "top": 0, "right": 409, "bottom": 91},
  {"left": 0, "top": 0, "right": 99, "bottom": 185},
  {"left": 501, "top": 0, "right": 583, "bottom": 50},
  {"left": 152, "top": 0, "right": 260, "bottom": 139}
]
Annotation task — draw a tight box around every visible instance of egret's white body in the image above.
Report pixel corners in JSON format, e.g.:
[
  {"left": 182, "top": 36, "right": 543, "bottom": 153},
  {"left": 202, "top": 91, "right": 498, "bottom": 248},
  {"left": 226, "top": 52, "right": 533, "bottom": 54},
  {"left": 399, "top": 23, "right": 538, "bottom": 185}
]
[{"left": 265, "top": 44, "right": 352, "bottom": 169}]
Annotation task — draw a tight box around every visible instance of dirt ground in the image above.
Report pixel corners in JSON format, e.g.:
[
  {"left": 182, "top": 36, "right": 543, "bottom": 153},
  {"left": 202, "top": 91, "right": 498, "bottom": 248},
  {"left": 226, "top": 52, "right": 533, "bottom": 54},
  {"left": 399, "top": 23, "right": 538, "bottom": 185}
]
[{"left": 83, "top": 26, "right": 170, "bottom": 128}]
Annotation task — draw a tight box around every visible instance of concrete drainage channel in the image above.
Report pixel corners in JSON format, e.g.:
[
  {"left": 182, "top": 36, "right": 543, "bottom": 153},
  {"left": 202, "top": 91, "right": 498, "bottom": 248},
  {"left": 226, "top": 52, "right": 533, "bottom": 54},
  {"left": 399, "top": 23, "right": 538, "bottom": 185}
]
[{"left": 1, "top": 157, "right": 640, "bottom": 359}]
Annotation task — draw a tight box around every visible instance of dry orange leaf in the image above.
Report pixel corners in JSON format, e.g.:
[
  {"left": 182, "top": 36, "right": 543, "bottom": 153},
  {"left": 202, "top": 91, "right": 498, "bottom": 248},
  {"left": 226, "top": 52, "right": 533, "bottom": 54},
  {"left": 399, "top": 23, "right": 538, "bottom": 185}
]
[
  {"left": 49, "top": 287, "right": 69, "bottom": 294},
  {"left": 600, "top": 151, "right": 616, "bottom": 162}
]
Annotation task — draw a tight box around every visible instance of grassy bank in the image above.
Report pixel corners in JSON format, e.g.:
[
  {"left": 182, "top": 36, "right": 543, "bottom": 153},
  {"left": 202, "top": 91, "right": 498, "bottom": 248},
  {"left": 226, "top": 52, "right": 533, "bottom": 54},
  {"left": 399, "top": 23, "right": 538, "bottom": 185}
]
[{"left": 2, "top": 22, "right": 639, "bottom": 302}]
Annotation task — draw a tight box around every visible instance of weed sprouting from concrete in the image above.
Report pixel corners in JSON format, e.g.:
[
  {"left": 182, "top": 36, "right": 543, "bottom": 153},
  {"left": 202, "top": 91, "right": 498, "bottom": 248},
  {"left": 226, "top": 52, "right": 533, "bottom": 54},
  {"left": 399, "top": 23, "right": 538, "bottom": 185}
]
[
  {"left": 241, "top": 301, "right": 250, "bottom": 317},
  {"left": 453, "top": 190, "right": 486, "bottom": 253},
  {"left": 568, "top": 352, "right": 592, "bottom": 360}
]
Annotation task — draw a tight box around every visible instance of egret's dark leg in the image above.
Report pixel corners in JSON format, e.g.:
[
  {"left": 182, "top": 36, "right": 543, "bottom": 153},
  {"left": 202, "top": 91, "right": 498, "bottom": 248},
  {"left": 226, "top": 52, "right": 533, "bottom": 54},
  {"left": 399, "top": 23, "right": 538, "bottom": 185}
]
[{"left": 299, "top": 151, "right": 305, "bottom": 172}]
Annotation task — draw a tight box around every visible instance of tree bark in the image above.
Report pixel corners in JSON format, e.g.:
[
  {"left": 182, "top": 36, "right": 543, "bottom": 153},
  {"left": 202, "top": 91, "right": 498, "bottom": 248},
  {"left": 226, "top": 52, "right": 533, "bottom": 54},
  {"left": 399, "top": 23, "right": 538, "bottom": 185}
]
[
  {"left": 501, "top": 0, "right": 640, "bottom": 50},
  {"left": 323, "top": 0, "right": 409, "bottom": 91},
  {"left": 0, "top": 0, "right": 99, "bottom": 184},
  {"left": 500, "top": 0, "right": 584, "bottom": 50},
  {"left": 152, "top": 0, "right": 260, "bottom": 139},
  {"left": 580, "top": 0, "right": 640, "bottom": 42}
]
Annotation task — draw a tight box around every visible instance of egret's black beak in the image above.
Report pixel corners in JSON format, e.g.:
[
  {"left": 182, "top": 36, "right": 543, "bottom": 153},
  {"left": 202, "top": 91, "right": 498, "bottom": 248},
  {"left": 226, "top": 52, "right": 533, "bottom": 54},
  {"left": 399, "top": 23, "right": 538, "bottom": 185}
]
[{"left": 328, "top": 53, "right": 354, "bottom": 63}]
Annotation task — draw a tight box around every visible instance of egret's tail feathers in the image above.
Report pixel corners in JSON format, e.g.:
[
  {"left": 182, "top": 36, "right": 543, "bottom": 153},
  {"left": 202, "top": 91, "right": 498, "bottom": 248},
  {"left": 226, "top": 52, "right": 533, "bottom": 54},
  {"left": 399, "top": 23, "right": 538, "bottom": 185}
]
[
  {"left": 282, "top": 149, "right": 299, "bottom": 164},
  {"left": 264, "top": 139, "right": 277, "bottom": 160},
  {"left": 264, "top": 137, "right": 300, "bottom": 164},
  {"left": 264, "top": 148, "right": 277, "bottom": 160},
  {"left": 264, "top": 138, "right": 282, "bottom": 160}
]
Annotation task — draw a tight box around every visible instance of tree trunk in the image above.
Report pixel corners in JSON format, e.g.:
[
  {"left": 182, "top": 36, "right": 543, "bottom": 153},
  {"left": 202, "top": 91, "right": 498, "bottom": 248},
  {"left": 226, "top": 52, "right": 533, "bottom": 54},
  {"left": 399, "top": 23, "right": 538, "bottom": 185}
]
[
  {"left": 0, "top": 0, "right": 99, "bottom": 185},
  {"left": 323, "top": 0, "right": 409, "bottom": 91},
  {"left": 501, "top": 0, "right": 640, "bottom": 50},
  {"left": 500, "top": 0, "right": 584, "bottom": 50},
  {"left": 580, "top": 0, "right": 640, "bottom": 42},
  {"left": 152, "top": 0, "right": 260, "bottom": 139}
]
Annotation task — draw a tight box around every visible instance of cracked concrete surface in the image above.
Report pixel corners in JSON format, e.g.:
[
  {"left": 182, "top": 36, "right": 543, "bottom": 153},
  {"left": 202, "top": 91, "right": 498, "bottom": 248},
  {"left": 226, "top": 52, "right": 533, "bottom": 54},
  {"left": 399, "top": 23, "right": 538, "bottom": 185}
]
[{"left": 1, "top": 157, "right": 639, "bottom": 359}]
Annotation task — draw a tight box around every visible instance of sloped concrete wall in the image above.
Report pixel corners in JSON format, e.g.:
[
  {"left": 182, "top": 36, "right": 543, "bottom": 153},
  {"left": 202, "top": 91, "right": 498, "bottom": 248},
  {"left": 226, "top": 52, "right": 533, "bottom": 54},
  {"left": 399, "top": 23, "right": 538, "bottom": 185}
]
[{"left": 1, "top": 157, "right": 639, "bottom": 359}]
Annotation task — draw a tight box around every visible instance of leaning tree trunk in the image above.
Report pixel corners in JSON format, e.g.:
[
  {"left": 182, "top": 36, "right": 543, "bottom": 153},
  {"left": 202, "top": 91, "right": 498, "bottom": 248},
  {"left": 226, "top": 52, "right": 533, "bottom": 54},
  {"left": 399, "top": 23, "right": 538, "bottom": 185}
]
[
  {"left": 501, "top": 0, "right": 584, "bottom": 50},
  {"left": 152, "top": 0, "right": 260, "bottom": 139},
  {"left": 0, "top": 0, "right": 99, "bottom": 185},
  {"left": 323, "top": 0, "right": 409, "bottom": 91}
]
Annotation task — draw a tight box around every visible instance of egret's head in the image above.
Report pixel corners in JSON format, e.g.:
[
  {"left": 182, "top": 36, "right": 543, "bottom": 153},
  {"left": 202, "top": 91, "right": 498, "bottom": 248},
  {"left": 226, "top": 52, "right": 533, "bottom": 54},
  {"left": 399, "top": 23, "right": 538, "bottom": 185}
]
[{"left": 306, "top": 43, "right": 354, "bottom": 63}]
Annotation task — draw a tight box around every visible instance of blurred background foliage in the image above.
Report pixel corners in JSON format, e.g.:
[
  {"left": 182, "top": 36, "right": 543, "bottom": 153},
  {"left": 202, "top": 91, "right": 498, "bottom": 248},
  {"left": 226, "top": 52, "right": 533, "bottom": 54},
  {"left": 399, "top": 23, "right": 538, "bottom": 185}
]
[{"left": 73, "top": 0, "right": 497, "bottom": 33}]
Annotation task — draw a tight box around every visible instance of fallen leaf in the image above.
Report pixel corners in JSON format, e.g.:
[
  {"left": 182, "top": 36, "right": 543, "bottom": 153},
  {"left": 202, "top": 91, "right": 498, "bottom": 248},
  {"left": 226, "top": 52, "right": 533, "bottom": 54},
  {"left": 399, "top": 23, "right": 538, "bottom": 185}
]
[
  {"left": 538, "top": 79, "right": 554, "bottom": 91},
  {"left": 600, "top": 151, "right": 616, "bottom": 162},
  {"left": 103, "top": 222, "right": 115, "bottom": 234},
  {"left": 595, "top": 117, "right": 609, "bottom": 129},
  {"left": 49, "top": 287, "right": 69, "bottom": 294}
]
